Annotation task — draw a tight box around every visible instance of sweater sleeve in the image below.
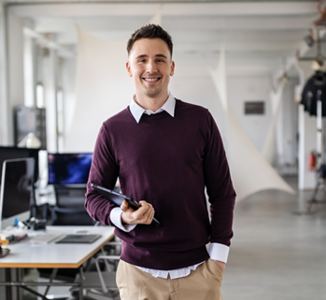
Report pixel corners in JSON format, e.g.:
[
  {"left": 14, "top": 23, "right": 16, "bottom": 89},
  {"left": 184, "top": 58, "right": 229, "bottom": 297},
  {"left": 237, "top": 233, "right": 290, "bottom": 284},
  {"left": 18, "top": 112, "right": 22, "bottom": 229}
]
[
  {"left": 85, "top": 124, "right": 119, "bottom": 226},
  {"left": 203, "top": 111, "right": 236, "bottom": 247}
]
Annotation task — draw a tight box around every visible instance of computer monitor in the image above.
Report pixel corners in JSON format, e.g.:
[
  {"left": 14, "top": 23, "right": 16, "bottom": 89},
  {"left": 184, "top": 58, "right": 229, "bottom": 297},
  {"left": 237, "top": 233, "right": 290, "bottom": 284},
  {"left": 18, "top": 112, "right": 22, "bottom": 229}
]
[
  {"left": 0, "top": 158, "right": 35, "bottom": 230},
  {"left": 47, "top": 153, "right": 93, "bottom": 186},
  {"left": 0, "top": 146, "right": 39, "bottom": 184}
]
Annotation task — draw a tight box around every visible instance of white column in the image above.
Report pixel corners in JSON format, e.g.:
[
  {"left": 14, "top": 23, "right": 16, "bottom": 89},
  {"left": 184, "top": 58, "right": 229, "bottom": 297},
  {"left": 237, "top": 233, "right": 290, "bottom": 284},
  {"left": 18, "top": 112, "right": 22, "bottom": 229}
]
[
  {"left": 43, "top": 48, "right": 58, "bottom": 152},
  {"left": 61, "top": 58, "right": 76, "bottom": 152},
  {"left": 8, "top": 14, "right": 25, "bottom": 108},
  {"left": 276, "top": 93, "right": 284, "bottom": 167},
  {"left": 298, "top": 104, "right": 318, "bottom": 190},
  {"left": 298, "top": 104, "right": 305, "bottom": 189},
  {"left": 0, "top": 4, "right": 9, "bottom": 145},
  {"left": 24, "top": 35, "right": 35, "bottom": 107},
  {"left": 297, "top": 62, "right": 317, "bottom": 190},
  {"left": 0, "top": 12, "right": 25, "bottom": 145}
]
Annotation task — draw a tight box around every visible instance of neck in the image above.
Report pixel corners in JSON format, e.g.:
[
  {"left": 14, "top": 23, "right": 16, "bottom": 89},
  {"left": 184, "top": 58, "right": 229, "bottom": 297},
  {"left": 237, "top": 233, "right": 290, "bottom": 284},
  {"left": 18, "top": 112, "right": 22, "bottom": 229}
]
[{"left": 134, "top": 92, "right": 169, "bottom": 112}]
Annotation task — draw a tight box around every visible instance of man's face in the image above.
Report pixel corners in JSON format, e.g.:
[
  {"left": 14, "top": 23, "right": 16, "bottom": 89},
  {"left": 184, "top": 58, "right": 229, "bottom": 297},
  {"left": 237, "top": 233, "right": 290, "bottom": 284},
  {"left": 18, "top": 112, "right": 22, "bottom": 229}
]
[{"left": 126, "top": 38, "right": 175, "bottom": 101}]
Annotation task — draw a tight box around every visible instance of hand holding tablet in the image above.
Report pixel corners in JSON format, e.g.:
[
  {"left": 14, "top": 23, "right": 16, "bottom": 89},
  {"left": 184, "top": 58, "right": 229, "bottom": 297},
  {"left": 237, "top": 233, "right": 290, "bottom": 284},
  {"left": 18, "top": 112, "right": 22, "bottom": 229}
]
[{"left": 91, "top": 183, "right": 161, "bottom": 227}]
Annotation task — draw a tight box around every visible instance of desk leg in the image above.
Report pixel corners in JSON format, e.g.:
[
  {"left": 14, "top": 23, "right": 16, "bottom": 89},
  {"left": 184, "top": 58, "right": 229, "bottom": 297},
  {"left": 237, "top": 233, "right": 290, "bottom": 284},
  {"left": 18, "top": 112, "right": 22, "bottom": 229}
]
[
  {"left": 79, "top": 267, "right": 84, "bottom": 300},
  {"left": 16, "top": 269, "right": 22, "bottom": 300},
  {"left": 20, "top": 286, "right": 49, "bottom": 300},
  {"left": 43, "top": 268, "right": 58, "bottom": 297},
  {"left": 5, "top": 269, "right": 12, "bottom": 300}
]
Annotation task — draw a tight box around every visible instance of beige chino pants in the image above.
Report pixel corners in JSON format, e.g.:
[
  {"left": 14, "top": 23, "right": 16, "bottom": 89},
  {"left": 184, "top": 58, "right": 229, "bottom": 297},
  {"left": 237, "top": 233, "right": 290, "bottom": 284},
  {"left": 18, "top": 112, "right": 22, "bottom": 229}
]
[{"left": 116, "top": 259, "right": 223, "bottom": 300}]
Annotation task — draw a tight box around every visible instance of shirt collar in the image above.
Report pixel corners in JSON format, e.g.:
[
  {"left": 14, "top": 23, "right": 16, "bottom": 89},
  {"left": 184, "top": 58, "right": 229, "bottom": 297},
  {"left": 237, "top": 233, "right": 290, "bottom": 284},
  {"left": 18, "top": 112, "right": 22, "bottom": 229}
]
[{"left": 130, "top": 92, "right": 176, "bottom": 123}]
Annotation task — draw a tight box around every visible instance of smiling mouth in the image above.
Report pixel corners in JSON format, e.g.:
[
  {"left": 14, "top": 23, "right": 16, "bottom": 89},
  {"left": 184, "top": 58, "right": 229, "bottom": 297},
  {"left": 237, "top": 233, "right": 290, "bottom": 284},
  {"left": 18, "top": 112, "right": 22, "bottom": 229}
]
[{"left": 142, "top": 77, "right": 161, "bottom": 82}]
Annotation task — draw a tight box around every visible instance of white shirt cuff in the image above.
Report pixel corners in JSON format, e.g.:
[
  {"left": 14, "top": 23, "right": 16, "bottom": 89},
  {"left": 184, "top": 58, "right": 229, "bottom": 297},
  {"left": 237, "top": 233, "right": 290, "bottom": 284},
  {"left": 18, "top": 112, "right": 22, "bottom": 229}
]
[
  {"left": 110, "top": 207, "right": 137, "bottom": 232},
  {"left": 209, "top": 243, "right": 230, "bottom": 263}
]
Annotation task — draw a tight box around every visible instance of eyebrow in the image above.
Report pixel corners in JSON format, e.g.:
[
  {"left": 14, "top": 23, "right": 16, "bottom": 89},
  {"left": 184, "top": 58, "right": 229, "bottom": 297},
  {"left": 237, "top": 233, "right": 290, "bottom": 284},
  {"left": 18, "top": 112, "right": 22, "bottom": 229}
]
[{"left": 135, "top": 54, "right": 168, "bottom": 59}]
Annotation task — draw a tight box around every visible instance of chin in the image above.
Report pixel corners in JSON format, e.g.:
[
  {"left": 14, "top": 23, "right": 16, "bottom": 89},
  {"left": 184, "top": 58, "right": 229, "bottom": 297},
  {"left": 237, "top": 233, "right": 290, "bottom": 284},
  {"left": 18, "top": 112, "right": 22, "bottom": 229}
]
[{"left": 143, "top": 89, "right": 162, "bottom": 98}]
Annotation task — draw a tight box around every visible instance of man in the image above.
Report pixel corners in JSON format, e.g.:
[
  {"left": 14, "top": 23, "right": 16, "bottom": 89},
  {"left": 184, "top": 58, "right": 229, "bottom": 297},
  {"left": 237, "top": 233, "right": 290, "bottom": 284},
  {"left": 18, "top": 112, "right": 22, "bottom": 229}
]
[{"left": 85, "top": 24, "right": 236, "bottom": 300}]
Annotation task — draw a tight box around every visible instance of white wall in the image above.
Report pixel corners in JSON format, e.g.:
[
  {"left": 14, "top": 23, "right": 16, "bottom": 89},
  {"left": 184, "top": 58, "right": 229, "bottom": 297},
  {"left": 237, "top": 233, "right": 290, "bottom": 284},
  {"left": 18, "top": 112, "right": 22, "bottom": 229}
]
[
  {"left": 227, "top": 75, "right": 271, "bottom": 153},
  {"left": 226, "top": 76, "right": 299, "bottom": 171}
]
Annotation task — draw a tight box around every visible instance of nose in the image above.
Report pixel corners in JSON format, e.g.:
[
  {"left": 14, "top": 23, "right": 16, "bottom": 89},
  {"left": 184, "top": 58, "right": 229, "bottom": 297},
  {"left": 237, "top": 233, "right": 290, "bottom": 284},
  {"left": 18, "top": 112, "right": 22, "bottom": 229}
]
[{"left": 146, "top": 60, "right": 157, "bottom": 74}]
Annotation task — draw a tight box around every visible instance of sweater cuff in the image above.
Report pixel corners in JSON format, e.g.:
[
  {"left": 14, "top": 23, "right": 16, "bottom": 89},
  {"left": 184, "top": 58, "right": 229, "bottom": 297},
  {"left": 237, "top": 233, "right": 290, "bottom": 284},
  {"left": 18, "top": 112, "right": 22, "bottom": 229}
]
[
  {"left": 110, "top": 207, "right": 137, "bottom": 232},
  {"left": 209, "top": 243, "right": 230, "bottom": 263}
]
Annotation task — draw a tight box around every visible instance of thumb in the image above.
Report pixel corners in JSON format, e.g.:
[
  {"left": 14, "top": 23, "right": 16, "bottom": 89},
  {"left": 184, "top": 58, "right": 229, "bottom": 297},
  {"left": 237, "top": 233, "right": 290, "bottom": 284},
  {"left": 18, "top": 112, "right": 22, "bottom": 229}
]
[{"left": 120, "top": 199, "right": 129, "bottom": 211}]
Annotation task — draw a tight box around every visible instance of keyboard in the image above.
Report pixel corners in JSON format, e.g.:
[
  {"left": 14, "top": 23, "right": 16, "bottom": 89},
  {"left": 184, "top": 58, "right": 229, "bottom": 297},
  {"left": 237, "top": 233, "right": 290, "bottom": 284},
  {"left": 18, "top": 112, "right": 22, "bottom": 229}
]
[{"left": 30, "top": 234, "right": 62, "bottom": 245}]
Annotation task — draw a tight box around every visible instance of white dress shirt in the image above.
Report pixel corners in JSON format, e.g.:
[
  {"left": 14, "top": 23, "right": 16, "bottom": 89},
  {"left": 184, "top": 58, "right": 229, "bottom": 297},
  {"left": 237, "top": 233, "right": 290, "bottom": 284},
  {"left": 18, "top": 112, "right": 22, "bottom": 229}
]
[{"left": 110, "top": 92, "right": 229, "bottom": 279}]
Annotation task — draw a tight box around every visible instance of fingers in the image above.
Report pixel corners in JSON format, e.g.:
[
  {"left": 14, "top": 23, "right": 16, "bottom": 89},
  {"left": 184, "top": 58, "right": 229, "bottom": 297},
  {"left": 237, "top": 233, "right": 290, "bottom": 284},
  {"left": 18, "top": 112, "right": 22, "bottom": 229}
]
[
  {"left": 120, "top": 200, "right": 131, "bottom": 212},
  {"left": 135, "top": 201, "right": 155, "bottom": 225},
  {"left": 121, "top": 200, "right": 154, "bottom": 225}
]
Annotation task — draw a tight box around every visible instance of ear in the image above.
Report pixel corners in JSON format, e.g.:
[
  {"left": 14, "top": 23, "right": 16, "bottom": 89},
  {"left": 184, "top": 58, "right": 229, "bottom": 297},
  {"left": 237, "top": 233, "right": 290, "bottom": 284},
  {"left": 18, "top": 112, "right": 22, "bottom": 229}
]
[
  {"left": 170, "top": 61, "right": 175, "bottom": 77},
  {"left": 126, "top": 61, "right": 132, "bottom": 77}
]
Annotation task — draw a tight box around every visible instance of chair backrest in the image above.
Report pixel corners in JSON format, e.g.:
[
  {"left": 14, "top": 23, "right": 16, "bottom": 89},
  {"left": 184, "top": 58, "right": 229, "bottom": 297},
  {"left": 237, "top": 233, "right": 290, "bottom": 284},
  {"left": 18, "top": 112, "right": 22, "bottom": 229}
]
[{"left": 52, "top": 185, "right": 94, "bottom": 225}]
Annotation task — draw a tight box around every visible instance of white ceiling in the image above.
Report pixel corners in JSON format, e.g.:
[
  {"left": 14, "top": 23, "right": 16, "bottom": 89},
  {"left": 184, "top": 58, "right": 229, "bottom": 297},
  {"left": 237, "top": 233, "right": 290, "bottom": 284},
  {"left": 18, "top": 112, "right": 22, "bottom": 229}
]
[{"left": 5, "top": 0, "right": 324, "bottom": 77}]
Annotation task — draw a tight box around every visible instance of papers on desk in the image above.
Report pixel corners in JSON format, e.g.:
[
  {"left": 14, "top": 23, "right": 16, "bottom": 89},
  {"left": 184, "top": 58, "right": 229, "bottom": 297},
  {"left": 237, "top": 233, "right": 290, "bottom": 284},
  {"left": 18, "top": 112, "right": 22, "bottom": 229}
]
[{"left": 30, "top": 234, "right": 63, "bottom": 245}]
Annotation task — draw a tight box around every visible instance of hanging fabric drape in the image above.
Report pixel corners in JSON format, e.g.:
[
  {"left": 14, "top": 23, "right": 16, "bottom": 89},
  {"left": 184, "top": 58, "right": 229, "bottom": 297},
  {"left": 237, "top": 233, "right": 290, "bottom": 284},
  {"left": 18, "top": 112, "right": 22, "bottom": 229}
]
[
  {"left": 65, "top": 12, "right": 162, "bottom": 152},
  {"left": 262, "top": 81, "right": 285, "bottom": 164},
  {"left": 208, "top": 49, "right": 295, "bottom": 202}
]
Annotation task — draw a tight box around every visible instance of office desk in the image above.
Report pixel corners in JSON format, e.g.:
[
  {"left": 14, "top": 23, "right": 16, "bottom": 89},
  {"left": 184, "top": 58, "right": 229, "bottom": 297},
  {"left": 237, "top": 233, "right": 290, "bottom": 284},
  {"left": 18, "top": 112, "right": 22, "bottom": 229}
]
[{"left": 0, "top": 225, "right": 115, "bottom": 300}]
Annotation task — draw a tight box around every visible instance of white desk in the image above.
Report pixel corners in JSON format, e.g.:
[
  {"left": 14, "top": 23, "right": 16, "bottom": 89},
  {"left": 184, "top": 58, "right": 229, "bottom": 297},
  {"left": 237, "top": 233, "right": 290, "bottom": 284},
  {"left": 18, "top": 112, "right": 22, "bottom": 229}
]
[{"left": 0, "top": 225, "right": 115, "bottom": 300}]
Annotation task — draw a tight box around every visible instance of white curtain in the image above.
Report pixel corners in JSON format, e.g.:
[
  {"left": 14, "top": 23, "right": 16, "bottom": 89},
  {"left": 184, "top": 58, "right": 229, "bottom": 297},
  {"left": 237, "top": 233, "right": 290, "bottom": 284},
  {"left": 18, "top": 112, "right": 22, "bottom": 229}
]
[
  {"left": 65, "top": 26, "right": 132, "bottom": 152},
  {"left": 227, "top": 106, "right": 295, "bottom": 202},
  {"left": 262, "top": 82, "right": 285, "bottom": 163},
  {"left": 209, "top": 50, "right": 295, "bottom": 202},
  {"left": 65, "top": 13, "right": 162, "bottom": 152}
]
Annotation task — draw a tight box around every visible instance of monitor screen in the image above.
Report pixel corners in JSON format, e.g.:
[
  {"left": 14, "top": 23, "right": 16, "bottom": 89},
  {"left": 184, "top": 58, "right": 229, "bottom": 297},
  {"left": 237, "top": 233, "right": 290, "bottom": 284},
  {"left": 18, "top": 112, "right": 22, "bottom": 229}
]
[
  {"left": 48, "top": 153, "right": 93, "bottom": 185},
  {"left": 0, "top": 146, "right": 39, "bottom": 183},
  {"left": 0, "top": 158, "right": 34, "bottom": 230}
]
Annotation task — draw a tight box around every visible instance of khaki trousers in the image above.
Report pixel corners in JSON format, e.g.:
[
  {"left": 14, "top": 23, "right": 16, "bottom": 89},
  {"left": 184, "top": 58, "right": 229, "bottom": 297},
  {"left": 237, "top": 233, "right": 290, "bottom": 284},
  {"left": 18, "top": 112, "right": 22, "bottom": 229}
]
[{"left": 116, "top": 259, "right": 223, "bottom": 300}]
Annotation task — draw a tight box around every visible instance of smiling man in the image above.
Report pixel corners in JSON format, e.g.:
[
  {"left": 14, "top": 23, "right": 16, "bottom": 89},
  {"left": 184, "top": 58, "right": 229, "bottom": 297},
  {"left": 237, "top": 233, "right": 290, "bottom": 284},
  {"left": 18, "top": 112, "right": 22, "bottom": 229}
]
[
  {"left": 85, "top": 24, "right": 236, "bottom": 300},
  {"left": 126, "top": 37, "right": 174, "bottom": 108}
]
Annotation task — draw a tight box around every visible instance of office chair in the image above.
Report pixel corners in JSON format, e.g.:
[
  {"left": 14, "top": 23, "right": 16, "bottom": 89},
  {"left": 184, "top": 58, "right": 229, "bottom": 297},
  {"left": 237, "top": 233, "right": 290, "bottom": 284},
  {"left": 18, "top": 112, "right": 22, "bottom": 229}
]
[
  {"left": 38, "top": 185, "right": 95, "bottom": 296},
  {"left": 51, "top": 185, "right": 95, "bottom": 225},
  {"left": 72, "top": 240, "right": 121, "bottom": 300}
]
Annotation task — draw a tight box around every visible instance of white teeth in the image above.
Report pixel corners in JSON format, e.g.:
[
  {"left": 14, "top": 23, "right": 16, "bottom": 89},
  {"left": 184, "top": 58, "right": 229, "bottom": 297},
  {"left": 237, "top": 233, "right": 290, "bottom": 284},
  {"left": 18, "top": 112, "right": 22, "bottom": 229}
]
[{"left": 144, "top": 78, "right": 159, "bottom": 81}]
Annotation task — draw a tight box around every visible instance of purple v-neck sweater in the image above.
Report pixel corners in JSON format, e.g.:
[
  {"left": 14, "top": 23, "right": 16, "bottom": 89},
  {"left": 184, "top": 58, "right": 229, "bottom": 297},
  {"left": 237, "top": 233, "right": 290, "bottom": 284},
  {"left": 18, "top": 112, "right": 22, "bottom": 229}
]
[{"left": 85, "top": 99, "right": 236, "bottom": 270}]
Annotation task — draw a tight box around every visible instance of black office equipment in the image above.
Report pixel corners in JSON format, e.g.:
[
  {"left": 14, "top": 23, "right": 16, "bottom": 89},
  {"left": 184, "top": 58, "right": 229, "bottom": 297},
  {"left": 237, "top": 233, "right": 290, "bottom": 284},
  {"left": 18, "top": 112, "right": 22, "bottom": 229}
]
[
  {"left": 92, "top": 183, "right": 161, "bottom": 227},
  {"left": 48, "top": 153, "right": 92, "bottom": 185},
  {"left": 48, "top": 153, "right": 94, "bottom": 226},
  {"left": 55, "top": 234, "right": 101, "bottom": 244},
  {"left": 0, "top": 158, "right": 35, "bottom": 230},
  {"left": 0, "top": 146, "right": 40, "bottom": 184}
]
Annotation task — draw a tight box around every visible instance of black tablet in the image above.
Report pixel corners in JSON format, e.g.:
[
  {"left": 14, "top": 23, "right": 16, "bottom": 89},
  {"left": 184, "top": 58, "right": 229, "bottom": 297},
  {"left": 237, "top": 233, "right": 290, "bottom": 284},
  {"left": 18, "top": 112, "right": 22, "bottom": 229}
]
[
  {"left": 91, "top": 183, "right": 161, "bottom": 227},
  {"left": 56, "top": 234, "right": 101, "bottom": 244}
]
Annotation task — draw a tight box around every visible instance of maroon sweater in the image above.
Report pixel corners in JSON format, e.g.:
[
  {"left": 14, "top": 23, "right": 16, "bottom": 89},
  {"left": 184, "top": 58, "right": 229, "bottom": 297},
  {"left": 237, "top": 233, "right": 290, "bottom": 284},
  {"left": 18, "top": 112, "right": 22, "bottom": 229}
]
[{"left": 85, "top": 99, "right": 236, "bottom": 270}]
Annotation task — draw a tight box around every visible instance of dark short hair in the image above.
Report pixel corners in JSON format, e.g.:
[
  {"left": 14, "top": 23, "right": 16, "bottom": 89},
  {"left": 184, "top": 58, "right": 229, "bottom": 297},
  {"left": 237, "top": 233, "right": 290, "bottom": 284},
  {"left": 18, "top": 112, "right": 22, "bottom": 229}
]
[{"left": 127, "top": 24, "right": 173, "bottom": 57}]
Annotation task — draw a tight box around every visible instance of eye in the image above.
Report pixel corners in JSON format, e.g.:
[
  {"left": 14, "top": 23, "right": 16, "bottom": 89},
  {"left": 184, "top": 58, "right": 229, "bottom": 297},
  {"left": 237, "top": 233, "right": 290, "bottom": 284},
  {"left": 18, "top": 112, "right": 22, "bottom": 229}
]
[{"left": 138, "top": 59, "right": 146, "bottom": 63}]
